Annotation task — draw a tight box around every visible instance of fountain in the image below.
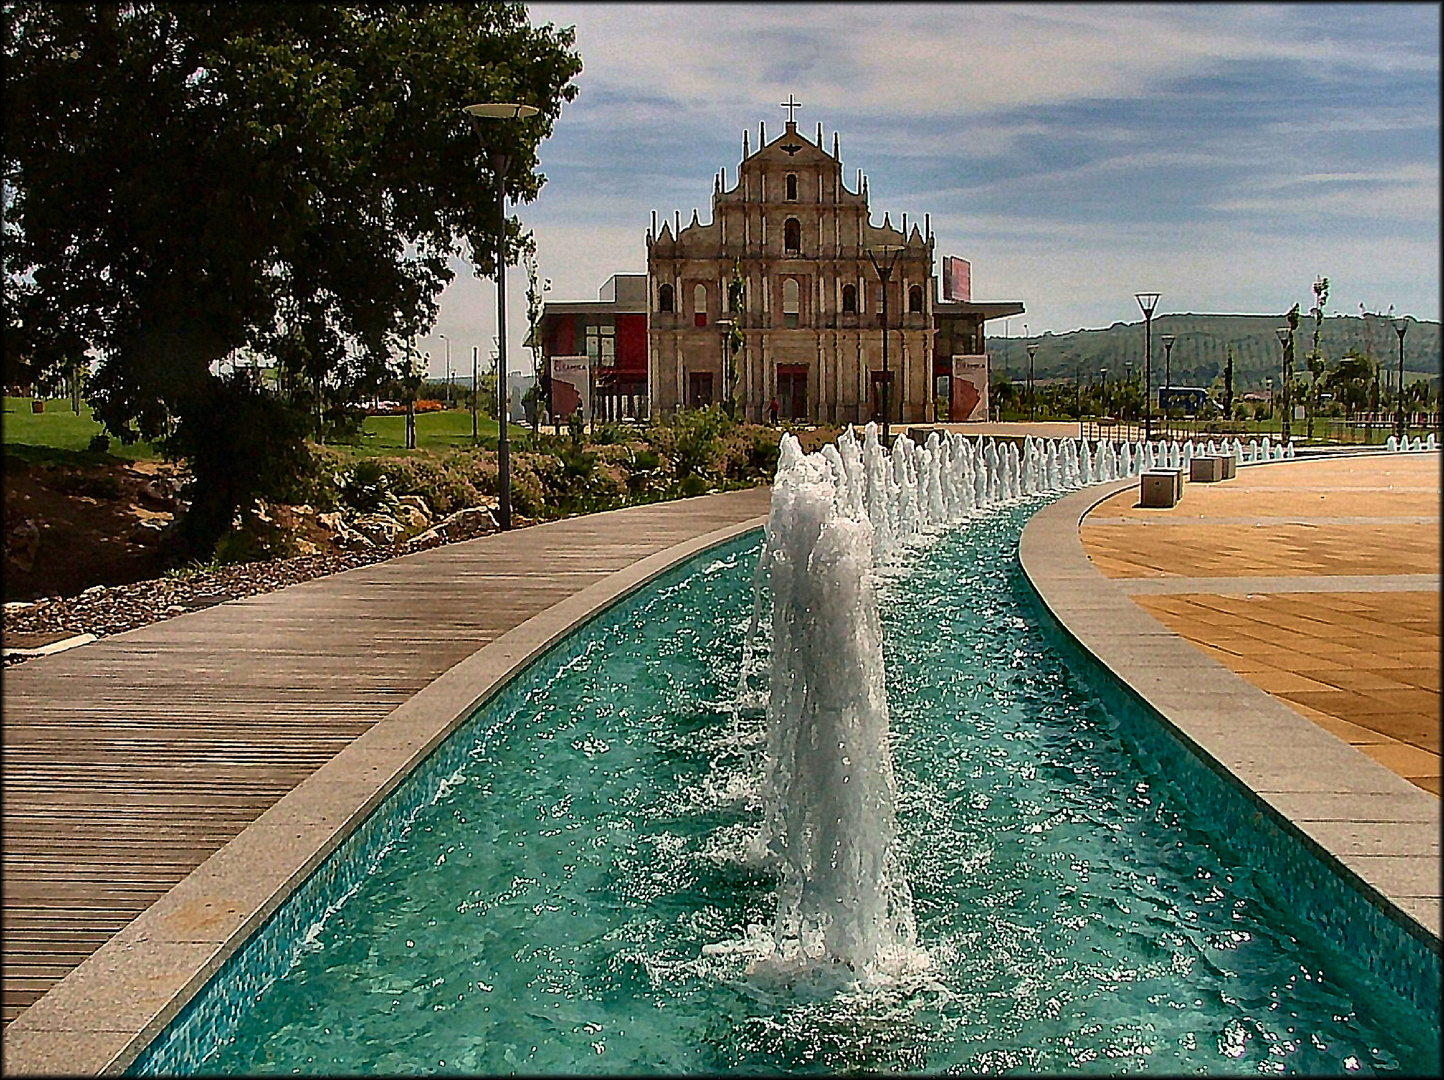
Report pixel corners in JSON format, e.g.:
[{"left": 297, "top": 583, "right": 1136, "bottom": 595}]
[{"left": 131, "top": 424, "right": 1440, "bottom": 1075}]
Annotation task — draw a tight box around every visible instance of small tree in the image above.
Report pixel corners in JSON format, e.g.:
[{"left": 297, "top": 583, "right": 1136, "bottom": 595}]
[
  {"left": 724, "top": 259, "right": 745, "bottom": 417},
  {"left": 524, "top": 250, "right": 550, "bottom": 435},
  {"left": 1306, "top": 277, "right": 1329, "bottom": 440},
  {"left": 1223, "top": 346, "right": 1235, "bottom": 417}
]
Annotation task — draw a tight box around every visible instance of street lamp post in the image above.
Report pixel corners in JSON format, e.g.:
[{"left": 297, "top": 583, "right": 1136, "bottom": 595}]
[
  {"left": 1026, "top": 341, "right": 1038, "bottom": 423},
  {"left": 1160, "top": 333, "right": 1175, "bottom": 437},
  {"left": 471, "top": 346, "right": 479, "bottom": 443},
  {"left": 440, "top": 333, "right": 451, "bottom": 405},
  {"left": 465, "top": 102, "right": 539, "bottom": 531},
  {"left": 1394, "top": 315, "right": 1409, "bottom": 438},
  {"left": 866, "top": 244, "right": 904, "bottom": 444},
  {"left": 1135, "top": 292, "right": 1160, "bottom": 441}
]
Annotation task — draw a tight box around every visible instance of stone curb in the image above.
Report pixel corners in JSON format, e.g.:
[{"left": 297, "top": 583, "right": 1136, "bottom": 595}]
[{"left": 1019, "top": 474, "right": 1441, "bottom": 951}]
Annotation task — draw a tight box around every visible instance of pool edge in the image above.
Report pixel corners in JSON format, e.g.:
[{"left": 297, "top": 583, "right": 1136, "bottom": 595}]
[
  {"left": 1, "top": 514, "right": 769, "bottom": 1078},
  {"left": 1018, "top": 475, "right": 1442, "bottom": 963}
]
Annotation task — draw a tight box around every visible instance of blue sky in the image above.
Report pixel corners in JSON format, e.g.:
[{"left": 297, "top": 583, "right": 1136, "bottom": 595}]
[{"left": 423, "top": 2, "right": 1439, "bottom": 380}]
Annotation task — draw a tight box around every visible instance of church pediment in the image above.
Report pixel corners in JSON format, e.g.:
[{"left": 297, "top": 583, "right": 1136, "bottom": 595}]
[{"left": 751, "top": 123, "right": 833, "bottom": 166}]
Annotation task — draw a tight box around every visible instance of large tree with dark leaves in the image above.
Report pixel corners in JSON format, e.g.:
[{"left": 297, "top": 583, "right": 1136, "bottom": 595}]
[{"left": 3, "top": 2, "right": 580, "bottom": 553}]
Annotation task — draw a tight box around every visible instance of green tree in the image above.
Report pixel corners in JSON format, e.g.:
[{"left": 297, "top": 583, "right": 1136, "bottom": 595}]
[
  {"left": 1324, "top": 351, "right": 1374, "bottom": 420},
  {"left": 3, "top": 2, "right": 581, "bottom": 555},
  {"left": 1223, "top": 346, "right": 1236, "bottom": 417},
  {"left": 1306, "top": 277, "right": 1329, "bottom": 440},
  {"left": 523, "top": 250, "right": 550, "bottom": 435}
]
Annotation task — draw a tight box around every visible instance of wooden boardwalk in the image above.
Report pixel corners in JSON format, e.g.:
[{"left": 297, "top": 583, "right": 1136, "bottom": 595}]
[{"left": 0, "top": 487, "right": 772, "bottom": 1027}]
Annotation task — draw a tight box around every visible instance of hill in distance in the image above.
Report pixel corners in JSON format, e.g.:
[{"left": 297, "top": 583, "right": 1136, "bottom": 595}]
[{"left": 990, "top": 313, "right": 1440, "bottom": 391}]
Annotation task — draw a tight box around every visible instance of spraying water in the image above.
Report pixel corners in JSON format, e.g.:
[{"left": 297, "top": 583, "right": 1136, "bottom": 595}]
[{"left": 738, "top": 424, "right": 1169, "bottom": 981}]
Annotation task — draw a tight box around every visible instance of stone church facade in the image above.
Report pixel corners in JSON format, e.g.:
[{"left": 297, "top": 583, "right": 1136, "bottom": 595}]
[
  {"left": 647, "top": 116, "right": 945, "bottom": 426},
  {"left": 536, "top": 108, "right": 1023, "bottom": 427}
]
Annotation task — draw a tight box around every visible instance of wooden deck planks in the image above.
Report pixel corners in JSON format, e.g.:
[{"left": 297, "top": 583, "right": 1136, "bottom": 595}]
[{"left": 1, "top": 487, "right": 771, "bottom": 1027}]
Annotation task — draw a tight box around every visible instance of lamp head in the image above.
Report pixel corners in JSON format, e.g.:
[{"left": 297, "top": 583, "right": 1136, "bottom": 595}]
[
  {"left": 464, "top": 103, "right": 540, "bottom": 120},
  {"left": 1026, "top": 343, "right": 1038, "bottom": 360},
  {"left": 1275, "top": 327, "right": 1290, "bottom": 347},
  {"left": 1135, "top": 292, "right": 1161, "bottom": 316},
  {"left": 1161, "top": 334, "right": 1175, "bottom": 349}
]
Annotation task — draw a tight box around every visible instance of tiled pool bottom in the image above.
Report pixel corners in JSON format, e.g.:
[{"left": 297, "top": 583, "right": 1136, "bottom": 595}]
[{"left": 130, "top": 511, "right": 1439, "bottom": 1074}]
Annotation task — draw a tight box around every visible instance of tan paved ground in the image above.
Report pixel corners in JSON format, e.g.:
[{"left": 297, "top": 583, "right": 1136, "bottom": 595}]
[{"left": 1080, "top": 453, "right": 1441, "bottom": 796}]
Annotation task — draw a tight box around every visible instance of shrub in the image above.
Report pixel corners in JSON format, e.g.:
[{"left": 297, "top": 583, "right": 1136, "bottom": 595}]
[
  {"left": 340, "top": 458, "right": 393, "bottom": 513},
  {"left": 87, "top": 433, "right": 111, "bottom": 454}
]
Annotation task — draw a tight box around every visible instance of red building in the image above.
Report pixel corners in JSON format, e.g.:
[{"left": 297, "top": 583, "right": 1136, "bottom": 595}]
[{"left": 529, "top": 274, "right": 649, "bottom": 422}]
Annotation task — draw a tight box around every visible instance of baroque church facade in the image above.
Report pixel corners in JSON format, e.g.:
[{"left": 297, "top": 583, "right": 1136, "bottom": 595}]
[
  {"left": 535, "top": 105, "right": 1023, "bottom": 427},
  {"left": 647, "top": 113, "right": 940, "bottom": 425}
]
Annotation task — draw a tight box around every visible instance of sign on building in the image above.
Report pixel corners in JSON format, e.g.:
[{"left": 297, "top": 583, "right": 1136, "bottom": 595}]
[
  {"left": 550, "top": 355, "right": 590, "bottom": 420},
  {"left": 942, "top": 256, "right": 971, "bottom": 303},
  {"left": 950, "top": 355, "right": 989, "bottom": 421}
]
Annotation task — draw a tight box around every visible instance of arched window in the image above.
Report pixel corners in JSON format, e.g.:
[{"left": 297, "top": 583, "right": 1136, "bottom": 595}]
[
  {"left": 784, "top": 217, "right": 801, "bottom": 254},
  {"left": 658, "top": 283, "right": 674, "bottom": 312},
  {"left": 908, "top": 284, "right": 924, "bottom": 313},
  {"left": 783, "top": 278, "right": 800, "bottom": 330},
  {"left": 842, "top": 283, "right": 857, "bottom": 314},
  {"left": 785, "top": 173, "right": 798, "bottom": 201},
  {"left": 694, "top": 283, "right": 707, "bottom": 328}
]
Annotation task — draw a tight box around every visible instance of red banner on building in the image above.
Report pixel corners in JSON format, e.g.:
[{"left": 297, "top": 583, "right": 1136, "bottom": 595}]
[{"left": 942, "top": 256, "right": 971, "bottom": 302}]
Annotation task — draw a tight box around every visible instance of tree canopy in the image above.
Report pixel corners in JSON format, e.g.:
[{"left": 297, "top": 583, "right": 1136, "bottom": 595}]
[{"left": 3, "top": 2, "right": 581, "bottom": 550}]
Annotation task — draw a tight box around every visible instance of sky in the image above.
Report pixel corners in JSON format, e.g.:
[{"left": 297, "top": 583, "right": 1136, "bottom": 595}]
[{"left": 420, "top": 2, "right": 1440, "bottom": 380}]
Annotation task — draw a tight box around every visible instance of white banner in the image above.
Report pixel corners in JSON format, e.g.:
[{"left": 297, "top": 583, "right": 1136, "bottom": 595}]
[{"left": 550, "top": 355, "right": 590, "bottom": 420}]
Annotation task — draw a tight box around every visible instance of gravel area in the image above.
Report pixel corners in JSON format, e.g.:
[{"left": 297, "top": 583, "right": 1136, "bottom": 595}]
[{"left": 3, "top": 516, "right": 513, "bottom": 665}]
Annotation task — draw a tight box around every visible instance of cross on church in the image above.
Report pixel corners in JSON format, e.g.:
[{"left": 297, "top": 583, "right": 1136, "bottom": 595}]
[{"left": 780, "top": 94, "right": 802, "bottom": 123}]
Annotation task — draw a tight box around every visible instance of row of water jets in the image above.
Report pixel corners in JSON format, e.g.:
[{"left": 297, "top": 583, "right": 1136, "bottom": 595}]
[{"left": 742, "top": 422, "right": 1434, "bottom": 982}]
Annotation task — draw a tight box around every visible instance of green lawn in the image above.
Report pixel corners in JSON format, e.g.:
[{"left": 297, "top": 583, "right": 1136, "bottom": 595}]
[
  {"left": 346, "top": 407, "right": 516, "bottom": 457},
  {"left": 1, "top": 397, "right": 534, "bottom": 464},
  {"left": 2, "top": 396, "right": 159, "bottom": 461}
]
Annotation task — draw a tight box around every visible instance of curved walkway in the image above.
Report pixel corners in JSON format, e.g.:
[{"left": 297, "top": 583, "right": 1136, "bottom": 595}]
[
  {"left": 1020, "top": 454, "right": 1440, "bottom": 950},
  {"left": 2, "top": 487, "right": 771, "bottom": 1071}
]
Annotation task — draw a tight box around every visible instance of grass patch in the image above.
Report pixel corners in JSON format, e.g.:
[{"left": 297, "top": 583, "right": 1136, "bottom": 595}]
[{"left": 3, "top": 397, "right": 159, "bottom": 460}]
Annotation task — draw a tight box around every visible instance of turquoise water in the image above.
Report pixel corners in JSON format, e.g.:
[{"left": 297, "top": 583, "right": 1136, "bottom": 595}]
[{"left": 203, "top": 502, "right": 1439, "bottom": 1074}]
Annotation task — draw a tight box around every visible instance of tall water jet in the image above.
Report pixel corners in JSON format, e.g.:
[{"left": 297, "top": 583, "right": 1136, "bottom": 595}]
[{"left": 752, "top": 435, "right": 917, "bottom": 977}]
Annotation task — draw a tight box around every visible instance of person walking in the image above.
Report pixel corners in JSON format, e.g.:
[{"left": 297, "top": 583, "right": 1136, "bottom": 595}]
[{"left": 768, "top": 396, "right": 780, "bottom": 425}]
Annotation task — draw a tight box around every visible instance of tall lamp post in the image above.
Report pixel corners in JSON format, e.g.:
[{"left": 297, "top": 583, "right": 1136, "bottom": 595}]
[
  {"left": 866, "top": 244, "right": 904, "bottom": 444},
  {"left": 471, "top": 346, "right": 479, "bottom": 443},
  {"left": 1135, "top": 292, "right": 1160, "bottom": 441},
  {"left": 465, "top": 101, "right": 540, "bottom": 531},
  {"left": 1160, "top": 333, "right": 1175, "bottom": 436},
  {"left": 1393, "top": 315, "right": 1409, "bottom": 438},
  {"left": 1026, "top": 340, "right": 1038, "bottom": 423},
  {"left": 439, "top": 333, "right": 451, "bottom": 405}
]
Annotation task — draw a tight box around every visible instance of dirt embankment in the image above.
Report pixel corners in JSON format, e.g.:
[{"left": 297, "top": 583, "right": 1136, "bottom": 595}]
[{"left": 4, "top": 457, "right": 185, "bottom": 603}]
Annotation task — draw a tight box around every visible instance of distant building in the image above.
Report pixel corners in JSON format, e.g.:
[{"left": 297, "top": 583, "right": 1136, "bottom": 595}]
[
  {"left": 535, "top": 108, "right": 1025, "bottom": 425},
  {"left": 530, "top": 274, "right": 649, "bottom": 422}
]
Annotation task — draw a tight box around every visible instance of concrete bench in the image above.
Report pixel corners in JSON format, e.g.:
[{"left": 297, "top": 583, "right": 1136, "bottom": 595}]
[
  {"left": 1190, "top": 456, "right": 1229, "bottom": 483},
  {"left": 1140, "top": 468, "right": 1184, "bottom": 508}
]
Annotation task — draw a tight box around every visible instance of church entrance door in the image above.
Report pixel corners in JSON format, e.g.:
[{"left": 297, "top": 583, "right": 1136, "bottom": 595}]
[
  {"left": 688, "top": 371, "right": 714, "bottom": 408},
  {"left": 869, "top": 369, "right": 895, "bottom": 423},
  {"left": 777, "top": 364, "right": 808, "bottom": 420}
]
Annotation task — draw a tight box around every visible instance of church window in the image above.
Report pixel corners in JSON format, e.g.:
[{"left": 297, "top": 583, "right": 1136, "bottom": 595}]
[
  {"left": 694, "top": 284, "right": 707, "bottom": 327},
  {"left": 908, "top": 284, "right": 924, "bottom": 313},
  {"left": 786, "top": 173, "right": 798, "bottom": 201},
  {"left": 784, "top": 217, "right": 801, "bottom": 254},
  {"left": 783, "top": 277, "right": 800, "bottom": 330},
  {"left": 842, "top": 283, "right": 857, "bottom": 314},
  {"left": 658, "top": 283, "right": 674, "bottom": 312}
]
